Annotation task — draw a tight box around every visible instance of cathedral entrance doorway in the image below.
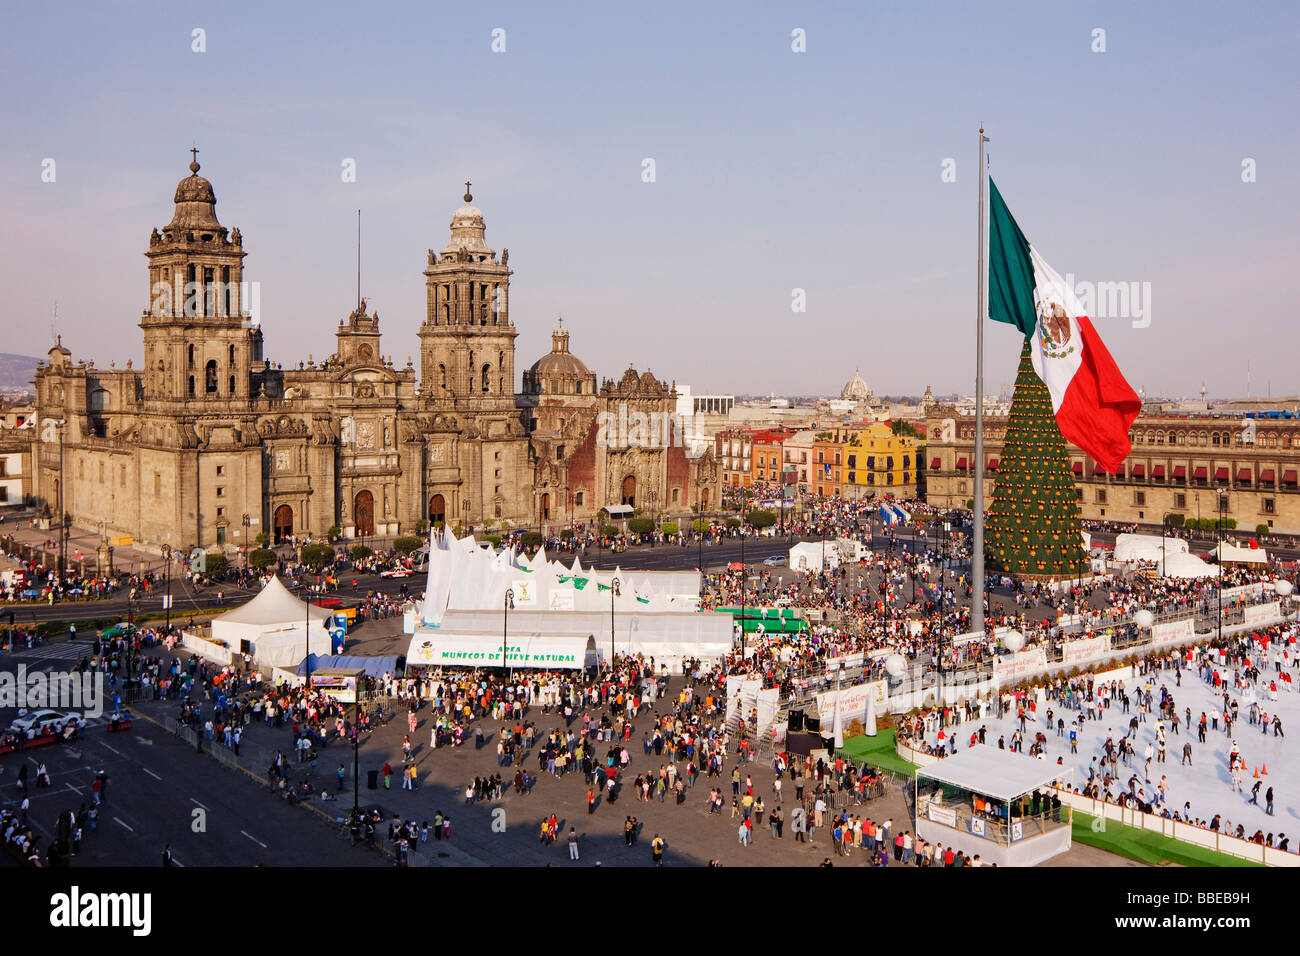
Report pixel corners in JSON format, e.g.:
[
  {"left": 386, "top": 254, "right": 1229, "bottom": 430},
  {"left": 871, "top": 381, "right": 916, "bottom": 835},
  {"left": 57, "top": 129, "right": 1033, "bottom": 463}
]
[
  {"left": 355, "top": 490, "right": 375, "bottom": 537},
  {"left": 273, "top": 505, "right": 293, "bottom": 544},
  {"left": 621, "top": 475, "right": 636, "bottom": 508},
  {"left": 429, "top": 494, "right": 446, "bottom": 528}
]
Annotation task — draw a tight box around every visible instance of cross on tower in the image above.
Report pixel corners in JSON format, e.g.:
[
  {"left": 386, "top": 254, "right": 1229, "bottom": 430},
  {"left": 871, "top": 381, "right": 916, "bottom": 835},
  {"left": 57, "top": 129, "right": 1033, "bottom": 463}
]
[
  {"left": 464, "top": 180, "right": 472, "bottom": 202},
  {"left": 191, "top": 146, "right": 200, "bottom": 164}
]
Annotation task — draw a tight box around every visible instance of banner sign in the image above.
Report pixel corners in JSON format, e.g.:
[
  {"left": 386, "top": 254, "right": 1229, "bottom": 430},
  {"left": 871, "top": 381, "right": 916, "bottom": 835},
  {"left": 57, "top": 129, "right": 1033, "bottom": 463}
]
[
  {"left": 309, "top": 671, "right": 359, "bottom": 704},
  {"left": 1243, "top": 602, "right": 1280, "bottom": 628},
  {"left": 1062, "top": 636, "right": 1108, "bottom": 666},
  {"left": 823, "top": 652, "right": 865, "bottom": 674},
  {"left": 993, "top": 649, "right": 1043, "bottom": 683},
  {"left": 1150, "top": 617, "right": 1195, "bottom": 646},
  {"left": 950, "top": 630, "right": 985, "bottom": 647},
  {"left": 407, "top": 634, "right": 588, "bottom": 670},
  {"left": 511, "top": 580, "right": 537, "bottom": 605},
  {"left": 815, "top": 680, "right": 887, "bottom": 728},
  {"left": 548, "top": 590, "right": 574, "bottom": 611},
  {"left": 927, "top": 803, "right": 957, "bottom": 828}
]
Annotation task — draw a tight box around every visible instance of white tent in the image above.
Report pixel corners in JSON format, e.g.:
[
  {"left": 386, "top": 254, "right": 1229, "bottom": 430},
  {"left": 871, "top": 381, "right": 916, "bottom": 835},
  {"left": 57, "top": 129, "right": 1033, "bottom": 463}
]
[
  {"left": 417, "top": 528, "right": 700, "bottom": 625},
  {"left": 1113, "top": 533, "right": 1219, "bottom": 578},
  {"left": 789, "top": 541, "right": 838, "bottom": 571},
  {"left": 210, "top": 576, "right": 332, "bottom": 668}
]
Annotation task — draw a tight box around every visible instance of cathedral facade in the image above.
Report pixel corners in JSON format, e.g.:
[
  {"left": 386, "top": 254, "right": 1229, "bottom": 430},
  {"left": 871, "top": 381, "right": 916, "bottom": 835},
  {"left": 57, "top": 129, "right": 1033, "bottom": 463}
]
[{"left": 29, "top": 158, "right": 719, "bottom": 553}]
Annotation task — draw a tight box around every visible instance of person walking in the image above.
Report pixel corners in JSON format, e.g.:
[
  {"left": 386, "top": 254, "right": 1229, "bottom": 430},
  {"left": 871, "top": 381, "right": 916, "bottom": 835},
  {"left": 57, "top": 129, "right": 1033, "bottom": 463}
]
[
  {"left": 651, "top": 833, "right": 665, "bottom": 865},
  {"left": 568, "top": 827, "right": 580, "bottom": 861},
  {"left": 1266, "top": 786, "right": 1275, "bottom": 815}
]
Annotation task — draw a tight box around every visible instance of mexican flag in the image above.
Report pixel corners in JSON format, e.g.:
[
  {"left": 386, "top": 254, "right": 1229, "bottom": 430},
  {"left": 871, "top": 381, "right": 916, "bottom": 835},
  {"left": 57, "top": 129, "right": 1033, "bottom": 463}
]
[{"left": 988, "top": 179, "right": 1140, "bottom": 473}]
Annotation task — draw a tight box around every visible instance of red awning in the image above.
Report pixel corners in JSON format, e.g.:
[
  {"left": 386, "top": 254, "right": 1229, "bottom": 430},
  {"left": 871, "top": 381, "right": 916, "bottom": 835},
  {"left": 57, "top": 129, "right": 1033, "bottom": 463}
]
[
  {"left": 956, "top": 457, "right": 967, "bottom": 469},
  {"left": 930, "top": 457, "right": 941, "bottom": 470},
  {"left": 1237, "top": 468, "right": 1252, "bottom": 482},
  {"left": 1092, "top": 461, "right": 1107, "bottom": 475},
  {"left": 1131, "top": 464, "right": 1145, "bottom": 477},
  {"left": 1072, "top": 461, "right": 1083, "bottom": 474},
  {"left": 988, "top": 458, "right": 999, "bottom": 471},
  {"left": 1213, "top": 467, "right": 1227, "bottom": 480},
  {"left": 1284, "top": 469, "right": 1298, "bottom": 485},
  {"left": 1260, "top": 468, "right": 1276, "bottom": 483},
  {"left": 1152, "top": 465, "right": 1166, "bottom": 478}
]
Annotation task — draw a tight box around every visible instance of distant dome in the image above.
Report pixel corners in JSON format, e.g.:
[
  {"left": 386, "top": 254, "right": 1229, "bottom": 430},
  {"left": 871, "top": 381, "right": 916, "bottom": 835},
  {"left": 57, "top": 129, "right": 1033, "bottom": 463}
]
[
  {"left": 174, "top": 161, "right": 215, "bottom": 204},
  {"left": 841, "top": 370, "right": 873, "bottom": 402}
]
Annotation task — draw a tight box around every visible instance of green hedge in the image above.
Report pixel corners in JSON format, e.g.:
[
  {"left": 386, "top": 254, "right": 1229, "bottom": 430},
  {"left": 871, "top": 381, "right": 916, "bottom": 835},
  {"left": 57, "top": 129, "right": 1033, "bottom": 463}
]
[
  {"left": 350, "top": 545, "right": 373, "bottom": 560},
  {"left": 746, "top": 509, "right": 777, "bottom": 529},
  {"left": 661, "top": 521, "right": 679, "bottom": 535},
  {"left": 393, "top": 536, "right": 422, "bottom": 555},
  {"left": 599, "top": 525, "right": 619, "bottom": 538},
  {"left": 302, "top": 544, "right": 335, "bottom": 568},
  {"left": 692, "top": 518, "right": 709, "bottom": 533},
  {"left": 249, "top": 548, "right": 277, "bottom": 570},
  {"left": 628, "top": 517, "right": 654, "bottom": 535}
]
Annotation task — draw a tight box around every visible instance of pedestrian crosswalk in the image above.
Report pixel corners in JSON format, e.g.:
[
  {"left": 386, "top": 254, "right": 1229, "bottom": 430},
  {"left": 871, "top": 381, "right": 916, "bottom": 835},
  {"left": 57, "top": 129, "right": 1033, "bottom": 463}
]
[{"left": 4, "top": 642, "right": 94, "bottom": 666}]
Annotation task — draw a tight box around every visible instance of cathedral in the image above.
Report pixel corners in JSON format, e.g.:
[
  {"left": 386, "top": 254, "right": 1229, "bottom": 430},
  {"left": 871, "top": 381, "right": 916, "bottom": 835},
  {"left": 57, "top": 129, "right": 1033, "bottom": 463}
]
[{"left": 29, "top": 156, "right": 720, "bottom": 553}]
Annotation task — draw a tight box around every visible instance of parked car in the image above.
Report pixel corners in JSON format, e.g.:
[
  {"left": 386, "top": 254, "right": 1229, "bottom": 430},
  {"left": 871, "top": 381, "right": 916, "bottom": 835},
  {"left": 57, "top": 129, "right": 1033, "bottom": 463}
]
[
  {"left": 763, "top": 555, "right": 787, "bottom": 566},
  {"left": 100, "top": 622, "right": 138, "bottom": 639},
  {"left": 380, "top": 568, "right": 414, "bottom": 578},
  {"left": 8, "top": 710, "right": 83, "bottom": 740}
]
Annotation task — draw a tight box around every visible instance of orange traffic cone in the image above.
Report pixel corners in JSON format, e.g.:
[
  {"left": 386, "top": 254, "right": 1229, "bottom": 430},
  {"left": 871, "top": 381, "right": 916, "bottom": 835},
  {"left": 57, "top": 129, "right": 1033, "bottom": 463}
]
[
  {"left": 1262, "top": 764, "right": 1268, "bottom": 775},
  {"left": 1254, "top": 767, "right": 1260, "bottom": 778}
]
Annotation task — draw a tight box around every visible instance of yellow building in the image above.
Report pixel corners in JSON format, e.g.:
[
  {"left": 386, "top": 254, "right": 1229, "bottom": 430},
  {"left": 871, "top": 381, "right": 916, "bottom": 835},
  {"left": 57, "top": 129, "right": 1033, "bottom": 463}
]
[{"left": 843, "top": 421, "right": 918, "bottom": 499}]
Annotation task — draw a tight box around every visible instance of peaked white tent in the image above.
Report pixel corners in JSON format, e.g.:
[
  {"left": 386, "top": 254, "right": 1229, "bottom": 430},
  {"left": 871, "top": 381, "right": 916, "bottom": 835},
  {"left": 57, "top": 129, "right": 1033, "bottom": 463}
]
[
  {"left": 210, "top": 576, "right": 332, "bottom": 667},
  {"left": 1211, "top": 542, "right": 1269, "bottom": 565}
]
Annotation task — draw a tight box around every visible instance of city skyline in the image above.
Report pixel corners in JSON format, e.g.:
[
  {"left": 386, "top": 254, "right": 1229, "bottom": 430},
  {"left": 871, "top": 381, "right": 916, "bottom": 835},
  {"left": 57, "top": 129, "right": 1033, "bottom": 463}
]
[{"left": 2, "top": 2, "right": 1297, "bottom": 399}]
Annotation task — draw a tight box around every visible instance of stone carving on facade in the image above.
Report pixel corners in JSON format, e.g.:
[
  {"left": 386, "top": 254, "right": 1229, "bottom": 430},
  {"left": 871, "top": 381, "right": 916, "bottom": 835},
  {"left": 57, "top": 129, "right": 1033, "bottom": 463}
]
[
  {"left": 340, "top": 416, "right": 355, "bottom": 445},
  {"left": 357, "top": 420, "right": 376, "bottom": 450}
]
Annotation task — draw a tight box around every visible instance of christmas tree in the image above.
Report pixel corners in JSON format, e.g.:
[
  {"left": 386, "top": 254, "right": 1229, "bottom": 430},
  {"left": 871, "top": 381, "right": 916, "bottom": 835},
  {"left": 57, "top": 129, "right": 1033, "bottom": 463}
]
[{"left": 986, "top": 339, "right": 1089, "bottom": 580}]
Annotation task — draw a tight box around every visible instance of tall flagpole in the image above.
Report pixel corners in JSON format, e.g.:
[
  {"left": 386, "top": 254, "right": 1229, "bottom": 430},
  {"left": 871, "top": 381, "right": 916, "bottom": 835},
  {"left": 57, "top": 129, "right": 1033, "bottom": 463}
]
[{"left": 972, "top": 126, "right": 990, "bottom": 635}]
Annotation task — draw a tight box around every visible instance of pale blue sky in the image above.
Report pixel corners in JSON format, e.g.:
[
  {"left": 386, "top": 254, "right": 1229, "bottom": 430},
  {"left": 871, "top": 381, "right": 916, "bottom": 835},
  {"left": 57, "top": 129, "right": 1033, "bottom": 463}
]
[{"left": 2, "top": 1, "right": 1297, "bottom": 400}]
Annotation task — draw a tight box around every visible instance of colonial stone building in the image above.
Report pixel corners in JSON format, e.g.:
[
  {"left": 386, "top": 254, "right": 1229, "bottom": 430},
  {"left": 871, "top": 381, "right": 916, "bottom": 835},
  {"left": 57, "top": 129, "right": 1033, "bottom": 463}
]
[
  {"left": 925, "top": 405, "right": 1300, "bottom": 534},
  {"left": 28, "top": 158, "right": 720, "bottom": 554}
]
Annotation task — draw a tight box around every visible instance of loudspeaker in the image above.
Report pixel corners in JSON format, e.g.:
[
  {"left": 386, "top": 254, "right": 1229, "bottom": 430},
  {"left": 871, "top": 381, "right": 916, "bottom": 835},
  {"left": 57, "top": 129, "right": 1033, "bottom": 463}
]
[
  {"left": 804, "top": 715, "right": 821, "bottom": 733},
  {"left": 787, "top": 709, "right": 804, "bottom": 732}
]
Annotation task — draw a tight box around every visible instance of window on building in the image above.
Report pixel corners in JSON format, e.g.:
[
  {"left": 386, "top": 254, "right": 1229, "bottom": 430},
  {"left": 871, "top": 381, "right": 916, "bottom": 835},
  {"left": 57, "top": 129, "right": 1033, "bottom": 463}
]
[
  {"left": 120, "top": 464, "right": 126, "bottom": 487},
  {"left": 1135, "top": 491, "right": 1146, "bottom": 506},
  {"left": 205, "top": 360, "right": 218, "bottom": 394},
  {"left": 216, "top": 487, "right": 224, "bottom": 498},
  {"left": 154, "top": 473, "right": 161, "bottom": 497},
  {"left": 216, "top": 465, "right": 224, "bottom": 476},
  {"left": 1263, "top": 498, "right": 1276, "bottom": 514},
  {"left": 1175, "top": 493, "right": 1186, "bottom": 509},
  {"left": 575, "top": 492, "right": 584, "bottom": 506},
  {"left": 671, "top": 488, "right": 679, "bottom": 503},
  {"left": 1096, "top": 488, "right": 1107, "bottom": 504}
]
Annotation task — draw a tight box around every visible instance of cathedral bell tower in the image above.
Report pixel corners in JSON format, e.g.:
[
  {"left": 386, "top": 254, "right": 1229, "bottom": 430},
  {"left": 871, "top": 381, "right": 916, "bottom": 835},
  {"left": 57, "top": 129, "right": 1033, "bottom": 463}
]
[
  {"left": 418, "top": 184, "right": 517, "bottom": 410},
  {"left": 140, "top": 151, "right": 263, "bottom": 403}
]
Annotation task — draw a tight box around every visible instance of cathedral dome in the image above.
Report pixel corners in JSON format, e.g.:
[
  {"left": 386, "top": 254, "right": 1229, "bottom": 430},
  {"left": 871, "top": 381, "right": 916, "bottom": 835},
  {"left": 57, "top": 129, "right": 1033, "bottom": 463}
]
[
  {"left": 524, "top": 321, "right": 595, "bottom": 395},
  {"left": 840, "top": 370, "right": 873, "bottom": 402},
  {"left": 174, "top": 161, "right": 216, "bottom": 204}
]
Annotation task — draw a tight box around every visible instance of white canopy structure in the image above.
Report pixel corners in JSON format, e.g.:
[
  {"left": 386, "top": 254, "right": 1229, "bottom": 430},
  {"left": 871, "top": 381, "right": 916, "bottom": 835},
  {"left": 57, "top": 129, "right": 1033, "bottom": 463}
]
[
  {"left": 210, "top": 576, "right": 332, "bottom": 667},
  {"left": 1113, "top": 533, "right": 1220, "bottom": 578},
  {"left": 410, "top": 530, "right": 729, "bottom": 669},
  {"left": 418, "top": 529, "right": 700, "bottom": 626},
  {"left": 917, "top": 745, "right": 1073, "bottom": 804},
  {"left": 1211, "top": 542, "right": 1269, "bottom": 565}
]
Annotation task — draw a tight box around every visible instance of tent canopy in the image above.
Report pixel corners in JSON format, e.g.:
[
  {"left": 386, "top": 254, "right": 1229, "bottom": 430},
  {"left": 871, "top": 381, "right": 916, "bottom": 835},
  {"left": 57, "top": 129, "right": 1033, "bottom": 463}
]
[
  {"left": 297, "top": 654, "right": 400, "bottom": 679},
  {"left": 213, "top": 576, "right": 332, "bottom": 626},
  {"left": 916, "top": 745, "right": 1072, "bottom": 803}
]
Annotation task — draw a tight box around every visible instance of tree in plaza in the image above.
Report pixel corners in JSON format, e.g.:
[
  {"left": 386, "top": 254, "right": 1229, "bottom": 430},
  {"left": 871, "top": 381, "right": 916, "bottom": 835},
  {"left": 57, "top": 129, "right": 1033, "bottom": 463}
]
[
  {"left": 691, "top": 518, "right": 710, "bottom": 533},
  {"left": 203, "top": 552, "right": 229, "bottom": 578},
  {"left": 746, "top": 509, "right": 777, "bottom": 529},
  {"left": 350, "top": 544, "right": 373, "bottom": 561},
  {"left": 249, "top": 548, "right": 277, "bottom": 571},
  {"left": 301, "top": 543, "right": 335, "bottom": 570},
  {"left": 985, "top": 339, "right": 1089, "bottom": 580},
  {"left": 627, "top": 517, "right": 654, "bottom": 535},
  {"left": 393, "top": 536, "right": 421, "bottom": 555}
]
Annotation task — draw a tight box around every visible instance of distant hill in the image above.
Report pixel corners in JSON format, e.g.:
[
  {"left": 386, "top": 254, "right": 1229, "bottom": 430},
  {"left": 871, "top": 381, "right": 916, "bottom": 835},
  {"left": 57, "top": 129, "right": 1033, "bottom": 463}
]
[{"left": 0, "top": 353, "right": 39, "bottom": 393}]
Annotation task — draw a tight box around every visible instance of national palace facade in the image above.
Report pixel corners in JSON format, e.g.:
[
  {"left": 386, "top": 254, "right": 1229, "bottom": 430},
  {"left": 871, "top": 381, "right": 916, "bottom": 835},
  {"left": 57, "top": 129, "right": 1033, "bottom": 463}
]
[{"left": 925, "top": 405, "right": 1300, "bottom": 534}]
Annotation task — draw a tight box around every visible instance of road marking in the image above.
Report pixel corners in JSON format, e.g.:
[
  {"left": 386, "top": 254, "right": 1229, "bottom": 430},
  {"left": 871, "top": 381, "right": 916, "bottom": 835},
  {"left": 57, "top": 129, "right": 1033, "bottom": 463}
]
[
  {"left": 101, "top": 742, "right": 123, "bottom": 757},
  {"left": 190, "top": 798, "right": 208, "bottom": 810},
  {"left": 114, "top": 816, "right": 134, "bottom": 832},
  {"left": 241, "top": 830, "right": 267, "bottom": 848},
  {"left": 142, "top": 767, "right": 162, "bottom": 781},
  {"left": 65, "top": 783, "right": 82, "bottom": 795}
]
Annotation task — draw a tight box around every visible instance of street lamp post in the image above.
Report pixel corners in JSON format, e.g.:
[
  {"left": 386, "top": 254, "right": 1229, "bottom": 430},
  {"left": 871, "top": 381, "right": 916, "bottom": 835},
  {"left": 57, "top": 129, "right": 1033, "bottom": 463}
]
[
  {"left": 1217, "top": 490, "right": 1227, "bottom": 646},
  {"left": 609, "top": 578, "right": 620, "bottom": 666},
  {"left": 503, "top": 588, "right": 515, "bottom": 680},
  {"left": 161, "top": 544, "right": 172, "bottom": 634},
  {"left": 242, "top": 513, "right": 251, "bottom": 569},
  {"left": 352, "top": 692, "right": 361, "bottom": 817}
]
